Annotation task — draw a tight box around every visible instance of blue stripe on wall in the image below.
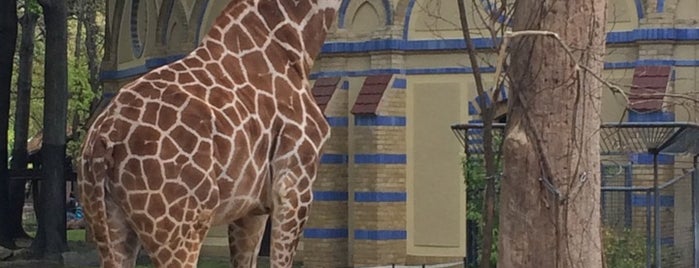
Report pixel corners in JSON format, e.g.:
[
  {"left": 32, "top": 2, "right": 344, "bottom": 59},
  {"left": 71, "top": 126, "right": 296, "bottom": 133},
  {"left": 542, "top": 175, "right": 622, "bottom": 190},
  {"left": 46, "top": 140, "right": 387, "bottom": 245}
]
[
  {"left": 631, "top": 194, "right": 674, "bottom": 207},
  {"left": 130, "top": 0, "right": 143, "bottom": 58},
  {"left": 392, "top": 78, "right": 407, "bottom": 89},
  {"left": 145, "top": 54, "right": 186, "bottom": 69},
  {"left": 101, "top": 28, "right": 699, "bottom": 80},
  {"left": 309, "top": 60, "right": 699, "bottom": 78},
  {"left": 627, "top": 110, "right": 675, "bottom": 122},
  {"left": 337, "top": 0, "right": 351, "bottom": 28},
  {"left": 320, "top": 154, "right": 348, "bottom": 164},
  {"left": 355, "top": 230, "right": 407, "bottom": 240},
  {"left": 355, "top": 116, "right": 406, "bottom": 126},
  {"left": 326, "top": 117, "right": 349, "bottom": 127},
  {"left": 101, "top": 58, "right": 699, "bottom": 81},
  {"left": 402, "top": 0, "right": 417, "bottom": 39},
  {"left": 322, "top": 38, "right": 496, "bottom": 53},
  {"left": 468, "top": 102, "right": 478, "bottom": 115},
  {"left": 354, "top": 154, "right": 406, "bottom": 164},
  {"left": 304, "top": 228, "right": 348, "bottom": 239},
  {"left": 101, "top": 65, "right": 151, "bottom": 80},
  {"left": 635, "top": 0, "right": 644, "bottom": 18},
  {"left": 382, "top": 0, "right": 393, "bottom": 26},
  {"left": 322, "top": 29, "right": 699, "bottom": 54},
  {"left": 629, "top": 153, "right": 674, "bottom": 165},
  {"left": 657, "top": 0, "right": 665, "bottom": 12},
  {"left": 314, "top": 191, "right": 349, "bottom": 201},
  {"left": 355, "top": 192, "right": 407, "bottom": 202}
]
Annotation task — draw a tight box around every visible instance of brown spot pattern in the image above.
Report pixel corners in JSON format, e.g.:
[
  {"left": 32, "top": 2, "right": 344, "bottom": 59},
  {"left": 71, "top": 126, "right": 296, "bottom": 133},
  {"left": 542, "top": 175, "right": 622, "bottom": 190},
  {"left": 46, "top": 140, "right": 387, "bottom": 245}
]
[{"left": 79, "top": 1, "right": 338, "bottom": 267}]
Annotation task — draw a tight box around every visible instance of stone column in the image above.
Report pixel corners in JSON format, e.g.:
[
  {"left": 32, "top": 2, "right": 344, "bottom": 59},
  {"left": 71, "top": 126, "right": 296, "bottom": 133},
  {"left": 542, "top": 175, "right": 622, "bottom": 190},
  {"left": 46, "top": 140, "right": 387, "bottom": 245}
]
[
  {"left": 350, "top": 75, "right": 408, "bottom": 266},
  {"left": 303, "top": 78, "right": 351, "bottom": 268}
]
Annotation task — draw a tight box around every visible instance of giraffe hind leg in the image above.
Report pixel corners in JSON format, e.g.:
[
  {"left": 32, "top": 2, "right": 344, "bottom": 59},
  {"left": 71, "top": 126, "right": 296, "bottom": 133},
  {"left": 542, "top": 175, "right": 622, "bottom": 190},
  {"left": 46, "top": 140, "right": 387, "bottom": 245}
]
[
  {"left": 91, "top": 197, "right": 141, "bottom": 268},
  {"left": 228, "top": 214, "right": 269, "bottom": 268},
  {"left": 129, "top": 188, "right": 217, "bottom": 268},
  {"left": 269, "top": 172, "right": 314, "bottom": 268},
  {"left": 134, "top": 216, "right": 212, "bottom": 268}
]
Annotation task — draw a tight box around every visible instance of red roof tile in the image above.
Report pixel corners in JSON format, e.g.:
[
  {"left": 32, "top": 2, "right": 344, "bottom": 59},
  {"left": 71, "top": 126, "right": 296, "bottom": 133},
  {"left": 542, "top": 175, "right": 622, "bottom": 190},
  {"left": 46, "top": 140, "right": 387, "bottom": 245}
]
[
  {"left": 629, "top": 66, "right": 671, "bottom": 111},
  {"left": 351, "top": 75, "right": 392, "bottom": 115},
  {"left": 311, "top": 77, "right": 341, "bottom": 113}
]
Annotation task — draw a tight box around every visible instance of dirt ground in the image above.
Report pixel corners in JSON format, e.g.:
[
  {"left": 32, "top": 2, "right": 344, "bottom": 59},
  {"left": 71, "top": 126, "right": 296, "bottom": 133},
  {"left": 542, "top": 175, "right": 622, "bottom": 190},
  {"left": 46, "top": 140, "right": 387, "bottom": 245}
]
[{"left": 0, "top": 231, "right": 286, "bottom": 268}]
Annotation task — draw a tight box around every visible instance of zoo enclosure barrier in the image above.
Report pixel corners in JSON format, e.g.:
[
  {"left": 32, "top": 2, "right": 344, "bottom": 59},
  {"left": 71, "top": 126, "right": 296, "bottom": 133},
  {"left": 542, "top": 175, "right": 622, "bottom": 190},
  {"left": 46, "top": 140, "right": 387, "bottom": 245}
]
[{"left": 451, "top": 122, "right": 699, "bottom": 268}]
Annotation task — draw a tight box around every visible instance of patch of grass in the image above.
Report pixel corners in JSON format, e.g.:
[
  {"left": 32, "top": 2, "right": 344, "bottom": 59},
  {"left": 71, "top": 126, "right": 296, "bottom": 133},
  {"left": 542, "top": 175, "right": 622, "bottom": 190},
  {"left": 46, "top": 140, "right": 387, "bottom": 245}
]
[
  {"left": 25, "top": 229, "right": 86, "bottom": 242},
  {"left": 67, "top": 229, "right": 85, "bottom": 242}
]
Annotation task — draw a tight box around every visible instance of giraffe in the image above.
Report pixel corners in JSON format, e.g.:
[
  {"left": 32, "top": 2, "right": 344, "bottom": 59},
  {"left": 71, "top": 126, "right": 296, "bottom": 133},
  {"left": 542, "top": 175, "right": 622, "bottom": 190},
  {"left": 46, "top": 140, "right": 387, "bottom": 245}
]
[{"left": 78, "top": 1, "right": 341, "bottom": 267}]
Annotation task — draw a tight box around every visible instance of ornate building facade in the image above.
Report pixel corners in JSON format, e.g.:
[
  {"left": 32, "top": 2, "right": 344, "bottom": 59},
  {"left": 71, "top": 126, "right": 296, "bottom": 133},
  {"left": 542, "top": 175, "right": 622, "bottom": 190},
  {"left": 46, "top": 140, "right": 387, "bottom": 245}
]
[{"left": 100, "top": 0, "right": 699, "bottom": 266}]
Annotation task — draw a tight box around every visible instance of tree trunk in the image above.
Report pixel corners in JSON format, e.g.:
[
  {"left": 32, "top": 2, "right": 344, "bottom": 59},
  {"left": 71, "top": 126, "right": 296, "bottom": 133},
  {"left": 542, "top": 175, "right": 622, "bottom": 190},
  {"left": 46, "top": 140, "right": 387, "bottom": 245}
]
[
  {"left": 0, "top": 0, "right": 18, "bottom": 251},
  {"left": 82, "top": 0, "right": 101, "bottom": 94},
  {"left": 30, "top": 0, "right": 69, "bottom": 258},
  {"left": 455, "top": 1, "right": 499, "bottom": 266},
  {"left": 9, "top": 10, "right": 39, "bottom": 242},
  {"left": 498, "top": 0, "right": 606, "bottom": 267}
]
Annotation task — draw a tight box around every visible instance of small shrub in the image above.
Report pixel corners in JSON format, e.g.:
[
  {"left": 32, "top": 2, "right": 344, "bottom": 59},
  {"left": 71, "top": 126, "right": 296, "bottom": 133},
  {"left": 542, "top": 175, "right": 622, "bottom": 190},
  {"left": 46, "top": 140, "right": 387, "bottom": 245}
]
[{"left": 603, "top": 227, "right": 646, "bottom": 268}]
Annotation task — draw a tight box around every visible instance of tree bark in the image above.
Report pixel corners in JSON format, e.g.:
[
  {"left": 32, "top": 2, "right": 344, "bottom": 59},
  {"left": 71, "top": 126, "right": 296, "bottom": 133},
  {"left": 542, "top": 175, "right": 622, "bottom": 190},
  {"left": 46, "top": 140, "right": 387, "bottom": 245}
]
[
  {"left": 9, "top": 10, "right": 39, "bottom": 242},
  {"left": 82, "top": 0, "right": 101, "bottom": 94},
  {"left": 498, "top": 0, "right": 606, "bottom": 267},
  {"left": 30, "top": 0, "right": 69, "bottom": 258},
  {"left": 0, "top": 0, "right": 18, "bottom": 250}
]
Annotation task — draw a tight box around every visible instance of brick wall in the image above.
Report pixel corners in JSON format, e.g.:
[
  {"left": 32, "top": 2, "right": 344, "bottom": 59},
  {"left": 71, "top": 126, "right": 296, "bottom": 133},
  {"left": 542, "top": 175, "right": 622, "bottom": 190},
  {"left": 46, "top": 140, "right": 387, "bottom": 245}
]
[
  {"left": 304, "top": 78, "right": 350, "bottom": 268},
  {"left": 351, "top": 75, "right": 408, "bottom": 266}
]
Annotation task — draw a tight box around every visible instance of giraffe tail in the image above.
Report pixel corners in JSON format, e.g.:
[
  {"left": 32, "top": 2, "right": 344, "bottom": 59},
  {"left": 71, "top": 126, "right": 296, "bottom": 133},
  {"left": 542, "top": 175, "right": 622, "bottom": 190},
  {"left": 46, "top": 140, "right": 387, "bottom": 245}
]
[{"left": 79, "top": 135, "right": 115, "bottom": 251}]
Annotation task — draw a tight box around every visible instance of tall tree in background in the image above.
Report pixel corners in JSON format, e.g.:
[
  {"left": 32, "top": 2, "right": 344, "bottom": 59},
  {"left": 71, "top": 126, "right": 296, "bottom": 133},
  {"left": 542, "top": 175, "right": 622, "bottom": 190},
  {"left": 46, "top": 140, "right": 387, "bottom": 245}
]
[
  {"left": 9, "top": 6, "right": 39, "bottom": 242},
  {"left": 499, "top": 0, "right": 606, "bottom": 267},
  {"left": 455, "top": 1, "right": 502, "bottom": 266},
  {"left": 80, "top": 0, "right": 102, "bottom": 95},
  {"left": 31, "top": 0, "right": 69, "bottom": 258},
  {"left": 0, "top": 0, "right": 19, "bottom": 250}
]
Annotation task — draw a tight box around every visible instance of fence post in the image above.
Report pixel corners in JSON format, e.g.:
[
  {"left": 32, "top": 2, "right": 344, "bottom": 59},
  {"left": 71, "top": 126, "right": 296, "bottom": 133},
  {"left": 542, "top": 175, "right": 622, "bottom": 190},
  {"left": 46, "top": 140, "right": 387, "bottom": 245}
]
[
  {"left": 693, "top": 155, "right": 698, "bottom": 267},
  {"left": 624, "top": 165, "right": 633, "bottom": 228},
  {"left": 653, "top": 153, "right": 661, "bottom": 268},
  {"left": 646, "top": 190, "right": 652, "bottom": 268}
]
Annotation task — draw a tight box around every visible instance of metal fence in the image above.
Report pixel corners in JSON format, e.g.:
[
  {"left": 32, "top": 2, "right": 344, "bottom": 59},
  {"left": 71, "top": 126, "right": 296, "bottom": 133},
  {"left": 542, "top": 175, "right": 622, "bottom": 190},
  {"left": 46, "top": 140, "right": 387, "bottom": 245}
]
[
  {"left": 455, "top": 122, "right": 699, "bottom": 268},
  {"left": 601, "top": 158, "right": 696, "bottom": 268}
]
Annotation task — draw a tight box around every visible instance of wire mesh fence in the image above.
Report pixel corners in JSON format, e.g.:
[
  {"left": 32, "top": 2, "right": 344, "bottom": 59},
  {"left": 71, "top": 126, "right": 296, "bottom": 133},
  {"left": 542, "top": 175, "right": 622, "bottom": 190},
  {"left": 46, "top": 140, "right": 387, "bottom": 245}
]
[
  {"left": 601, "top": 157, "right": 696, "bottom": 268},
  {"left": 454, "top": 122, "right": 699, "bottom": 268}
]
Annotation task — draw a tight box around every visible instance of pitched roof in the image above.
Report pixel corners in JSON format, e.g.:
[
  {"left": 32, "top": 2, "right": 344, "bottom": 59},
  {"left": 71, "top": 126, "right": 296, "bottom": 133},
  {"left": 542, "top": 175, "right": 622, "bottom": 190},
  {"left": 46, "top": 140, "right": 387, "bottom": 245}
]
[
  {"left": 351, "top": 74, "right": 393, "bottom": 115},
  {"left": 629, "top": 66, "right": 672, "bottom": 111},
  {"left": 311, "top": 77, "right": 341, "bottom": 113}
]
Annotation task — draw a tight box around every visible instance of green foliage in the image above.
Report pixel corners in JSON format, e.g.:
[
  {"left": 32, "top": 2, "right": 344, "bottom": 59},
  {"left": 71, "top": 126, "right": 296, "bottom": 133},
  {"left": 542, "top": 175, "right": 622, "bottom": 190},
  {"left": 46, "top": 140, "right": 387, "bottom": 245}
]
[
  {"left": 66, "top": 47, "right": 97, "bottom": 160},
  {"left": 8, "top": 3, "right": 104, "bottom": 163},
  {"left": 602, "top": 228, "right": 646, "bottom": 268},
  {"left": 24, "top": 0, "right": 42, "bottom": 15},
  {"left": 464, "top": 150, "right": 502, "bottom": 267}
]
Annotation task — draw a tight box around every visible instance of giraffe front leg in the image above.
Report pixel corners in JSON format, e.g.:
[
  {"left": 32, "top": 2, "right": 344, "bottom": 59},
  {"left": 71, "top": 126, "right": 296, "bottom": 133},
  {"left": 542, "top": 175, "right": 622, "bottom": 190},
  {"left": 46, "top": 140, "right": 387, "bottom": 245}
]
[
  {"left": 269, "top": 173, "right": 314, "bottom": 268},
  {"left": 228, "top": 214, "right": 269, "bottom": 267}
]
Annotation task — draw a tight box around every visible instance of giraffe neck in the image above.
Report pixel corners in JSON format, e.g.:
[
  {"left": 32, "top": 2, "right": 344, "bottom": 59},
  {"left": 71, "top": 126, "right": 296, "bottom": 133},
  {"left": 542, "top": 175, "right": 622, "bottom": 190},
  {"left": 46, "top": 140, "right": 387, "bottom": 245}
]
[{"left": 200, "top": 0, "right": 341, "bottom": 80}]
